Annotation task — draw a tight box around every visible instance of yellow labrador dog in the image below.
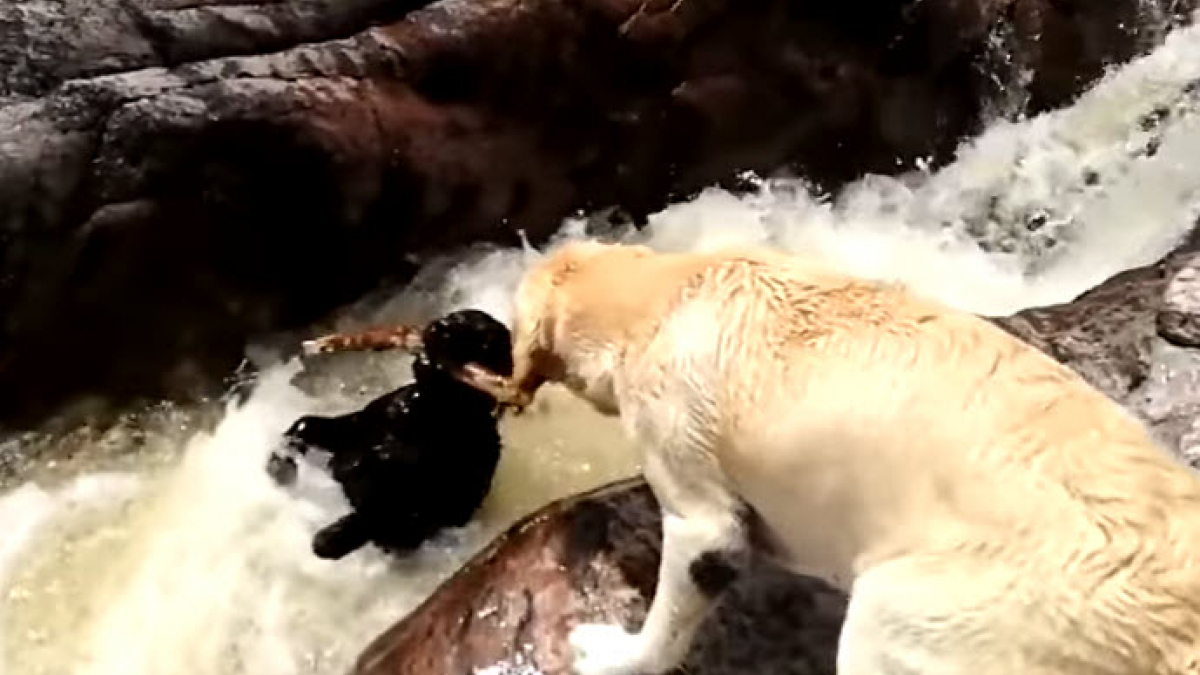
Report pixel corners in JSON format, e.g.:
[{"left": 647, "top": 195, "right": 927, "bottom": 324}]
[{"left": 457, "top": 240, "right": 1200, "bottom": 675}]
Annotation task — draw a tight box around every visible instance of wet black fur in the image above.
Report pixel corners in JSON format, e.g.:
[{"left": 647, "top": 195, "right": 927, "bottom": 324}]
[
  {"left": 267, "top": 309, "right": 513, "bottom": 560},
  {"left": 689, "top": 549, "right": 743, "bottom": 596}
]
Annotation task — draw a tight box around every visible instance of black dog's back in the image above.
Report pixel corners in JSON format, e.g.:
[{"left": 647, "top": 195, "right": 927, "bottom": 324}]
[
  {"left": 271, "top": 309, "right": 513, "bottom": 559},
  {"left": 330, "top": 376, "right": 501, "bottom": 527}
]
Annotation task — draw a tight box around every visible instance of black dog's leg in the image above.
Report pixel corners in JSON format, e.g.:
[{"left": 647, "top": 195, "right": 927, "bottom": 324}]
[
  {"left": 286, "top": 414, "right": 356, "bottom": 452},
  {"left": 267, "top": 414, "right": 361, "bottom": 486},
  {"left": 312, "top": 512, "right": 372, "bottom": 560},
  {"left": 266, "top": 451, "right": 300, "bottom": 486}
]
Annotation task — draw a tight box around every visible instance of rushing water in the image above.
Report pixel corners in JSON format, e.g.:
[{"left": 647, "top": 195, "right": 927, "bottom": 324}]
[{"left": 4, "top": 11, "right": 1200, "bottom": 675}]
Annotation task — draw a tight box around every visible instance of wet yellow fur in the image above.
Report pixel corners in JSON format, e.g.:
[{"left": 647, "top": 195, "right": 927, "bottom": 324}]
[{"left": 495, "top": 240, "right": 1200, "bottom": 675}]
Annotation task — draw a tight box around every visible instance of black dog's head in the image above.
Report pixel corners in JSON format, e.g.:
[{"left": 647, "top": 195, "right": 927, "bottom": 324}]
[{"left": 413, "top": 309, "right": 514, "bottom": 385}]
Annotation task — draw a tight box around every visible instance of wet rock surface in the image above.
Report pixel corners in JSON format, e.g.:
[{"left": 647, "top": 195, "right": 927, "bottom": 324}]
[
  {"left": 353, "top": 478, "right": 846, "bottom": 675},
  {"left": 356, "top": 225, "right": 1200, "bottom": 675},
  {"left": 2, "top": 0, "right": 1195, "bottom": 431}
]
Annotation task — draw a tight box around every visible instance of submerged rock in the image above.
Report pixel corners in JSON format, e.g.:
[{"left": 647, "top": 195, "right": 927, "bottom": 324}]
[
  {"left": 1, "top": 0, "right": 1194, "bottom": 431},
  {"left": 355, "top": 225, "right": 1200, "bottom": 675}
]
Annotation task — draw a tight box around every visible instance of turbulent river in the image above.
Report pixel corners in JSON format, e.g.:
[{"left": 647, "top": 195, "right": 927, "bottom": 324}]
[{"left": 4, "top": 11, "right": 1200, "bottom": 675}]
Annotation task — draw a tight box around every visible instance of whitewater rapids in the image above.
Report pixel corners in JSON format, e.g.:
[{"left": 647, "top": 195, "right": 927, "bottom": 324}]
[{"left": 4, "top": 11, "right": 1200, "bottom": 675}]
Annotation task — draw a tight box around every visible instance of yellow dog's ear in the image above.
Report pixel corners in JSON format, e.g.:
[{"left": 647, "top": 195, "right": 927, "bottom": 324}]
[
  {"left": 453, "top": 362, "right": 534, "bottom": 415},
  {"left": 301, "top": 324, "right": 425, "bottom": 356}
]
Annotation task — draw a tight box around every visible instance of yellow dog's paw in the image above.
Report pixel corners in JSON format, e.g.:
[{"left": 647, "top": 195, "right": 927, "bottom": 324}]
[{"left": 568, "top": 623, "right": 657, "bottom": 675}]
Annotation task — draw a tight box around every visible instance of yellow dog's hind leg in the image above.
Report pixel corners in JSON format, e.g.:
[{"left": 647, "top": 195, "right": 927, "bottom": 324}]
[{"left": 836, "top": 554, "right": 1073, "bottom": 675}]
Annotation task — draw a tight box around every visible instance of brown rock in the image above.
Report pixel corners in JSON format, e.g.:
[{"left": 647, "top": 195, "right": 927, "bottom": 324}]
[
  {"left": 1, "top": 0, "right": 1194, "bottom": 431},
  {"left": 353, "top": 478, "right": 846, "bottom": 675}
]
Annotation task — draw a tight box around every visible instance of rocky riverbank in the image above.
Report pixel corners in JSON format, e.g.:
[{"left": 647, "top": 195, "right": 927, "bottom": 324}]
[{"left": 2, "top": 0, "right": 1193, "bottom": 431}]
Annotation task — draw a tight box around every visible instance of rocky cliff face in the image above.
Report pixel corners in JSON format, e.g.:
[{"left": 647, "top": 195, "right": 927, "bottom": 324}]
[
  {"left": 2, "top": 0, "right": 1193, "bottom": 431},
  {"left": 354, "top": 225, "right": 1200, "bottom": 675}
]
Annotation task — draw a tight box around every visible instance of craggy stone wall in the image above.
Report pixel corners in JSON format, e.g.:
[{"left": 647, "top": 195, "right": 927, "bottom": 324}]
[{"left": 1, "top": 0, "right": 1193, "bottom": 430}]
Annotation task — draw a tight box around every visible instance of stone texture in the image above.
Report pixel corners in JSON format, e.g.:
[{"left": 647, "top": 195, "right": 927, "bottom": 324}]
[
  {"left": 1, "top": 0, "right": 1194, "bottom": 431},
  {"left": 353, "top": 478, "right": 846, "bottom": 675}
]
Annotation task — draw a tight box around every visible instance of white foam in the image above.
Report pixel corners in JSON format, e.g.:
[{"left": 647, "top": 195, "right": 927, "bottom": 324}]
[{"left": 0, "top": 473, "right": 142, "bottom": 673}]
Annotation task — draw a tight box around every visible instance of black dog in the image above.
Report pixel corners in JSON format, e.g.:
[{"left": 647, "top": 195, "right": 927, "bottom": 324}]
[{"left": 267, "top": 309, "right": 513, "bottom": 560}]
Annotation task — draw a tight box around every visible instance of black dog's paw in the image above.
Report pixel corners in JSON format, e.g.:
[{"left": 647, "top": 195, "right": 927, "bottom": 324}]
[
  {"left": 266, "top": 451, "right": 299, "bottom": 486},
  {"left": 312, "top": 513, "right": 371, "bottom": 560}
]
